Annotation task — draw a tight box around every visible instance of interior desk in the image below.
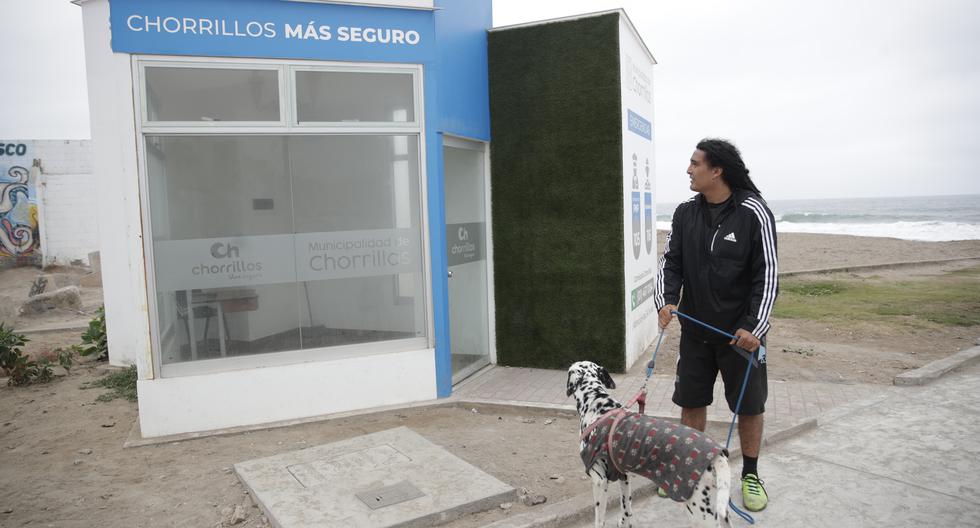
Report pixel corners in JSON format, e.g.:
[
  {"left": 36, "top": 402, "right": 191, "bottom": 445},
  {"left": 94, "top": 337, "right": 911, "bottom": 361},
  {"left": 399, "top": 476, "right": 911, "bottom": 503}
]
[{"left": 186, "top": 288, "right": 258, "bottom": 360}]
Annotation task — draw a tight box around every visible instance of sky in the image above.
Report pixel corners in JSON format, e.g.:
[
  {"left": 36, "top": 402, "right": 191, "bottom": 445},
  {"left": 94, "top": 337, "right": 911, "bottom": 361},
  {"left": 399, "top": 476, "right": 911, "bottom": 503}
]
[{"left": 2, "top": 0, "right": 979, "bottom": 202}]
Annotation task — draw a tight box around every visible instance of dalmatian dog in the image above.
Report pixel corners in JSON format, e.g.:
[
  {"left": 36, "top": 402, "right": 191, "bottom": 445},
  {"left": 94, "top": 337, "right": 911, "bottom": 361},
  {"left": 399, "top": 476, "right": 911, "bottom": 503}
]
[{"left": 567, "top": 361, "right": 732, "bottom": 528}]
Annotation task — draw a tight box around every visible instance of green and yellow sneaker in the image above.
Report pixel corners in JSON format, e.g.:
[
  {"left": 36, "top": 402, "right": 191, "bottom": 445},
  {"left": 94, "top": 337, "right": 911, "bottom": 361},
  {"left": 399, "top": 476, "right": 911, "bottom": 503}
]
[{"left": 741, "top": 473, "right": 768, "bottom": 512}]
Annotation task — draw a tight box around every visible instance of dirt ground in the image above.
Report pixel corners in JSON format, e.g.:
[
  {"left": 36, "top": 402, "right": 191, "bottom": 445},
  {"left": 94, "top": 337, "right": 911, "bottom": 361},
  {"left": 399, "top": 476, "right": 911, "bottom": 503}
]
[{"left": 2, "top": 234, "right": 979, "bottom": 527}]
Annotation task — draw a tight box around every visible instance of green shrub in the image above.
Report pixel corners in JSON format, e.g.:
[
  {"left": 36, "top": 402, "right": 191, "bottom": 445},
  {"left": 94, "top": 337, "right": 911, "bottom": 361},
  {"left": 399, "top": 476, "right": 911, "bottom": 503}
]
[
  {"left": 75, "top": 307, "right": 108, "bottom": 361},
  {"left": 57, "top": 348, "right": 75, "bottom": 375},
  {"left": 0, "top": 323, "right": 53, "bottom": 386},
  {"left": 86, "top": 365, "right": 138, "bottom": 402}
]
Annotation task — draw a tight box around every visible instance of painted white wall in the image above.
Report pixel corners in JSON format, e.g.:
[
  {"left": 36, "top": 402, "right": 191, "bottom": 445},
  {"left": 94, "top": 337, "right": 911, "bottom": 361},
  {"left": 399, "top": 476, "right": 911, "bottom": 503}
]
[
  {"left": 80, "top": 0, "right": 153, "bottom": 374},
  {"left": 33, "top": 140, "right": 100, "bottom": 266},
  {"left": 137, "top": 348, "right": 437, "bottom": 437},
  {"left": 619, "top": 14, "right": 659, "bottom": 369}
]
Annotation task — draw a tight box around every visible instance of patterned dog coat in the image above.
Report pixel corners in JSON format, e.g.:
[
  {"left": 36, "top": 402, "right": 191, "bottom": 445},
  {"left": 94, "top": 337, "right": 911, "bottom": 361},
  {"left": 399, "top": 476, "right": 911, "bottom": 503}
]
[{"left": 581, "top": 410, "right": 726, "bottom": 502}]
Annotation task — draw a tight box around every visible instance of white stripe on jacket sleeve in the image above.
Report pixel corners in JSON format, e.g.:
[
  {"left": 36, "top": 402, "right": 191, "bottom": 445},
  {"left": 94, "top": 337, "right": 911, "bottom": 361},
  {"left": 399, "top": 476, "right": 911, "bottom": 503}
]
[
  {"left": 654, "top": 229, "right": 672, "bottom": 308},
  {"left": 741, "top": 198, "right": 778, "bottom": 337}
]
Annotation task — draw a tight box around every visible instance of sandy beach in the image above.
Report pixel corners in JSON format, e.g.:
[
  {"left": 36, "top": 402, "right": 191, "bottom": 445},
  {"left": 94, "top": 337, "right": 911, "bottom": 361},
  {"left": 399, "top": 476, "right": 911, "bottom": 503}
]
[{"left": 658, "top": 230, "right": 980, "bottom": 273}]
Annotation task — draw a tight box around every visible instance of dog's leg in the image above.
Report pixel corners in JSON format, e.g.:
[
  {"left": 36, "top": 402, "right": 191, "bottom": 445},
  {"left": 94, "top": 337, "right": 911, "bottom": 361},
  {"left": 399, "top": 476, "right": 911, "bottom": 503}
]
[
  {"left": 684, "top": 456, "right": 733, "bottom": 528},
  {"left": 590, "top": 468, "right": 609, "bottom": 528},
  {"left": 712, "top": 456, "right": 732, "bottom": 528},
  {"left": 617, "top": 474, "right": 633, "bottom": 528}
]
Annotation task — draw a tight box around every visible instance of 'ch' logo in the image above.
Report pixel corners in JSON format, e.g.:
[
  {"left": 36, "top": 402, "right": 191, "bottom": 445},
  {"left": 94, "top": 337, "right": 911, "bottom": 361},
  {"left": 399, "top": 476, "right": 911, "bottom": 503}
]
[{"left": 210, "top": 242, "right": 240, "bottom": 259}]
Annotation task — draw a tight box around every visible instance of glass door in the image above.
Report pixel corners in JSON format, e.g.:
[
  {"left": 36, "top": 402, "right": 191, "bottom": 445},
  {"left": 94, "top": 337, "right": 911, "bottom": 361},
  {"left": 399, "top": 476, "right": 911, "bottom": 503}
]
[{"left": 443, "top": 137, "right": 490, "bottom": 384}]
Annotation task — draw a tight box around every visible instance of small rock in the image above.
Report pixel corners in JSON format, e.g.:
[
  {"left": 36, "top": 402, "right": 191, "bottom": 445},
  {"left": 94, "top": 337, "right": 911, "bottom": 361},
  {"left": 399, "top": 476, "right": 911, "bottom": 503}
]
[
  {"left": 544, "top": 418, "right": 555, "bottom": 425},
  {"left": 100, "top": 494, "right": 112, "bottom": 500},
  {"left": 41, "top": 450, "right": 50, "bottom": 455},
  {"left": 73, "top": 459, "right": 83, "bottom": 465},
  {"left": 2, "top": 508, "right": 12, "bottom": 514},
  {"left": 549, "top": 475, "right": 565, "bottom": 484},
  {"left": 229, "top": 504, "right": 248, "bottom": 525},
  {"left": 499, "top": 502, "right": 513, "bottom": 510},
  {"left": 101, "top": 422, "right": 116, "bottom": 428},
  {"left": 78, "top": 448, "right": 93, "bottom": 455},
  {"left": 470, "top": 408, "right": 479, "bottom": 414},
  {"left": 520, "top": 494, "right": 548, "bottom": 506},
  {"left": 223, "top": 467, "right": 233, "bottom": 474},
  {"left": 519, "top": 417, "right": 535, "bottom": 424}
]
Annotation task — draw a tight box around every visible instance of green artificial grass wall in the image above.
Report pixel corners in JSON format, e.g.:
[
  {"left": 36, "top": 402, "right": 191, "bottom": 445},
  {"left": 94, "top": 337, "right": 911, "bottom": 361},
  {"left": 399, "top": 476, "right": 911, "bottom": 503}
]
[{"left": 488, "top": 13, "right": 626, "bottom": 371}]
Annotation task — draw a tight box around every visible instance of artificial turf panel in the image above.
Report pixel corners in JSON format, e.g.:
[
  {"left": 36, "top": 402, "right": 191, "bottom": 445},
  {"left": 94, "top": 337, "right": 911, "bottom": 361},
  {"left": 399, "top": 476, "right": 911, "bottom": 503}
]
[{"left": 488, "top": 13, "right": 627, "bottom": 371}]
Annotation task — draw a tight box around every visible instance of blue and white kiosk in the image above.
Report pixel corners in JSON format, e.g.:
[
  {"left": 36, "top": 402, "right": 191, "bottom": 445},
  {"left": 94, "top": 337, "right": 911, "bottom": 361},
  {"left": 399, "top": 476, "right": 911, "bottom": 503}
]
[
  {"left": 79, "top": 0, "right": 493, "bottom": 438},
  {"left": 78, "top": 0, "right": 658, "bottom": 439}
]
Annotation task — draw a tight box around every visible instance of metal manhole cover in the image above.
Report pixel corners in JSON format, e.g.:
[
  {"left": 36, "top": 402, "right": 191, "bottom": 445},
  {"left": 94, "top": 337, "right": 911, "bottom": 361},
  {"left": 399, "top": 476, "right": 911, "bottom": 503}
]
[{"left": 355, "top": 480, "right": 425, "bottom": 510}]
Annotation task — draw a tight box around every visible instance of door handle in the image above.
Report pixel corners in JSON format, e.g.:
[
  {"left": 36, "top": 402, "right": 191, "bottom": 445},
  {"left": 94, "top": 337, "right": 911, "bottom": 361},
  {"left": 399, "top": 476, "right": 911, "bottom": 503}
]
[{"left": 448, "top": 270, "right": 454, "bottom": 278}]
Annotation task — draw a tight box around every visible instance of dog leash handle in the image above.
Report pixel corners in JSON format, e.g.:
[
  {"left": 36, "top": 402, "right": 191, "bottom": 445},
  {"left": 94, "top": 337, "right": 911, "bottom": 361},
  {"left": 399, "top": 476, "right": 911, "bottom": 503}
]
[{"left": 671, "top": 309, "right": 767, "bottom": 363}]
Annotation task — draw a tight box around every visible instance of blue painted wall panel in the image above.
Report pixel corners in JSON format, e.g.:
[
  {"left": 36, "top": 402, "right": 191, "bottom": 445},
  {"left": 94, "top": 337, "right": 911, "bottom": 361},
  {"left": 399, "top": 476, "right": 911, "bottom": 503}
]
[
  {"left": 434, "top": 0, "right": 492, "bottom": 141},
  {"left": 110, "top": 0, "right": 436, "bottom": 63}
]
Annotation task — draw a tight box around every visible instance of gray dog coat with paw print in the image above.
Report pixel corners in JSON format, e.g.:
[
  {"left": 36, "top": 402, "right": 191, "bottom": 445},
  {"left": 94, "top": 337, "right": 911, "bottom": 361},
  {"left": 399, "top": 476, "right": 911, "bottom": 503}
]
[{"left": 581, "top": 410, "right": 726, "bottom": 502}]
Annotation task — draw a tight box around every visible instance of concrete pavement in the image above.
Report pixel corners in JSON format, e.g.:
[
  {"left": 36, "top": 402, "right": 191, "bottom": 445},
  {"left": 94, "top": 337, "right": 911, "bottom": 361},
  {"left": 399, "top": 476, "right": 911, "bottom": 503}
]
[{"left": 562, "top": 361, "right": 980, "bottom": 527}]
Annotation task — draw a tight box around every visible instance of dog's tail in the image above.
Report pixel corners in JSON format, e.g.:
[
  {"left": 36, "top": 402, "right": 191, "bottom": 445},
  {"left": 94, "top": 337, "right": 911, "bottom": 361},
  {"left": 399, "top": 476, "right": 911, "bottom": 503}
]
[{"left": 713, "top": 455, "right": 733, "bottom": 527}]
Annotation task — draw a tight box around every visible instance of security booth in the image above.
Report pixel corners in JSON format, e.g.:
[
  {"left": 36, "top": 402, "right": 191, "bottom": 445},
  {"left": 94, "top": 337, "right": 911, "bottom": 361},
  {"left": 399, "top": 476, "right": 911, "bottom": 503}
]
[{"left": 79, "top": 0, "right": 656, "bottom": 439}]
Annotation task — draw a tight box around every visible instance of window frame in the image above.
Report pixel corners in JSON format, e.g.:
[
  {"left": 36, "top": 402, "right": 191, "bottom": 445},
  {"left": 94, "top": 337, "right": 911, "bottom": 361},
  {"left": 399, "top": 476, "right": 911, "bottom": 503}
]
[
  {"left": 290, "top": 65, "right": 420, "bottom": 128},
  {"left": 132, "top": 55, "right": 433, "bottom": 379},
  {"left": 138, "top": 60, "right": 288, "bottom": 128}
]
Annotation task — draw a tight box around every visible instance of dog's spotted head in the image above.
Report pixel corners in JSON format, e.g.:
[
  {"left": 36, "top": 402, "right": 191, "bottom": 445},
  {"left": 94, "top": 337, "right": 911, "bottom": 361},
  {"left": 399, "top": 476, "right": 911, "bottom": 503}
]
[{"left": 566, "top": 361, "right": 616, "bottom": 397}]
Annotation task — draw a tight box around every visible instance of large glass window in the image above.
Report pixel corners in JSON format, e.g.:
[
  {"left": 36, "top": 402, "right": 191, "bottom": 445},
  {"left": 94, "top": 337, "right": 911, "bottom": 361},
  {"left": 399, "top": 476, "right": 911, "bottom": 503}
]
[{"left": 138, "top": 61, "right": 426, "bottom": 372}]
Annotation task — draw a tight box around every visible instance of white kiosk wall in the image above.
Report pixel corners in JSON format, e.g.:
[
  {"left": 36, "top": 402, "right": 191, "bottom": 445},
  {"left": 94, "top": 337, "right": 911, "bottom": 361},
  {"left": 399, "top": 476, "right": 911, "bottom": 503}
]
[{"left": 619, "top": 16, "right": 658, "bottom": 368}]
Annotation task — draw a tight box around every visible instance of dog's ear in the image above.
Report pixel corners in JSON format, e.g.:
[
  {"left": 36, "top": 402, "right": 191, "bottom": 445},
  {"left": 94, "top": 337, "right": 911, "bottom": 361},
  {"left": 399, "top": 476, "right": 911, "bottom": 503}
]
[
  {"left": 597, "top": 366, "right": 616, "bottom": 390},
  {"left": 566, "top": 369, "right": 581, "bottom": 397}
]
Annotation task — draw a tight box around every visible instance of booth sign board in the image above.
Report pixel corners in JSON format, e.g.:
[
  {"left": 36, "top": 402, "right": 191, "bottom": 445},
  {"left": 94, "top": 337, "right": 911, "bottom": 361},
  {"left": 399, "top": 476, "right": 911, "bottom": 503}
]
[{"left": 619, "top": 19, "right": 658, "bottom": 368}]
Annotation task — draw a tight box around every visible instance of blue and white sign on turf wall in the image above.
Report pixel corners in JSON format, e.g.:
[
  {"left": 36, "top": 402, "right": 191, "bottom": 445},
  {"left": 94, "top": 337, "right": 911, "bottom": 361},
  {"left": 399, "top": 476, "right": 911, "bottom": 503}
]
[
  {"left": 619, "top": 16, "right": 658, "bottom": 369},
  {"left": 109, "top": 0, "right": 436, "bottom": 63}
]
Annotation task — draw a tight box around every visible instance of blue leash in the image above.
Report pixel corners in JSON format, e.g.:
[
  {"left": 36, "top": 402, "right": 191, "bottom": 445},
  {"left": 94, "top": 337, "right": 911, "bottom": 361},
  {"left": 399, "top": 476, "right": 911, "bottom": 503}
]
[{"left": 660, "top": 310, "right": 762, "bottom": 525}]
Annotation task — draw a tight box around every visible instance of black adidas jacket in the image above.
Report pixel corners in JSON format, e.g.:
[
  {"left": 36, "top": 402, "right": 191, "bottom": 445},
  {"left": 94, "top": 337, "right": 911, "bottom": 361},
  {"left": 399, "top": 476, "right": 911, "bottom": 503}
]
[{"left": 654, "top": 189, "right": 779, "bottom": 343}]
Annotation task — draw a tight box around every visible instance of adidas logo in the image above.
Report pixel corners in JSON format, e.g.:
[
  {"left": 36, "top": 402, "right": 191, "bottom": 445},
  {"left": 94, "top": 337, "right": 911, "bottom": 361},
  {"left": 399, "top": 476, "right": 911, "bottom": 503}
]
[{"left": 723, "top": 232, "right": 737, "bottom": 243}]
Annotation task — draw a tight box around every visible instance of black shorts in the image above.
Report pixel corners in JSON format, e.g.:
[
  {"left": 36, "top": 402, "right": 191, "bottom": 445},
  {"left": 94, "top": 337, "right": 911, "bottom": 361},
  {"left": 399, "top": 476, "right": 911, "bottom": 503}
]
[{"left": 672, "top": 333, "right": 767, "bottom": 415}]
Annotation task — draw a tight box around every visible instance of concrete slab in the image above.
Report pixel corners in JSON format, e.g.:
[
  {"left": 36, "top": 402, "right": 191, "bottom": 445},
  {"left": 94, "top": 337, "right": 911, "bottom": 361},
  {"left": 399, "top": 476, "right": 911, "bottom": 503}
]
[
  {"left": 562, "top": 362, "right": 980, "bottom": 528},
  {"left": 567, "top": 449, "right": 980, "bottom": 528},
  {"left": 783, "top": 370, "right": 980, "bottom": 503},
  {"left": 234, "top": 426, "right": 515, "bottom": 528},
  {"left": 894, "top": 345, "right": 980, "bottom": 385}
]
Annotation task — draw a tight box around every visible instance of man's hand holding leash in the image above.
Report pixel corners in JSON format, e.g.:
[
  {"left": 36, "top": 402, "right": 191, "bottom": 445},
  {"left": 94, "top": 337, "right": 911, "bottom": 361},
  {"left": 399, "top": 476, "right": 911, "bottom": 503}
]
[
  {"left": 731, "top": 328, "right": 761, "bottom": 353},
  {"left": 658, "top": 304, "right": 677, "bottom": 329}
]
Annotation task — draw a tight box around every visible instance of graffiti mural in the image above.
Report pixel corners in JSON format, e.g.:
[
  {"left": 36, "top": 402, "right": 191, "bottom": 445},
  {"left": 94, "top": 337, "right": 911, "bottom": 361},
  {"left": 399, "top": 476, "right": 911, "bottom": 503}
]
[{"left": 0, "top": 142, "right": 38, "bottom": 258}]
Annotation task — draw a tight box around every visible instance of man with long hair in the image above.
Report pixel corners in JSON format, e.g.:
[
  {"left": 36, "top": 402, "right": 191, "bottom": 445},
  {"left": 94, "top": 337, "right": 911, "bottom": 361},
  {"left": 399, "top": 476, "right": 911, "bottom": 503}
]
[{"left": 654, "top": 138, "right": 777, "bottom": 512}]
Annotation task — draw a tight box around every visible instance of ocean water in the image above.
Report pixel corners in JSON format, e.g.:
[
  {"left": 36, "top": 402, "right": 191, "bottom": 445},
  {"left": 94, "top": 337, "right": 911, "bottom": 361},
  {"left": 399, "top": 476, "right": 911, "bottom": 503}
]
[{"left": 656, "top": 194, "right": 980, "bottom": 242}]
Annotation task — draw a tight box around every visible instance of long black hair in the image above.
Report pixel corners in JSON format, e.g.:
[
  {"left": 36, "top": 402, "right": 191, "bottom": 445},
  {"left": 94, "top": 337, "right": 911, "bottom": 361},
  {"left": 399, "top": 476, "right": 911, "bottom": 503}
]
[{"left": 696, "top": 138, "right": 761, "bottom": 196}]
